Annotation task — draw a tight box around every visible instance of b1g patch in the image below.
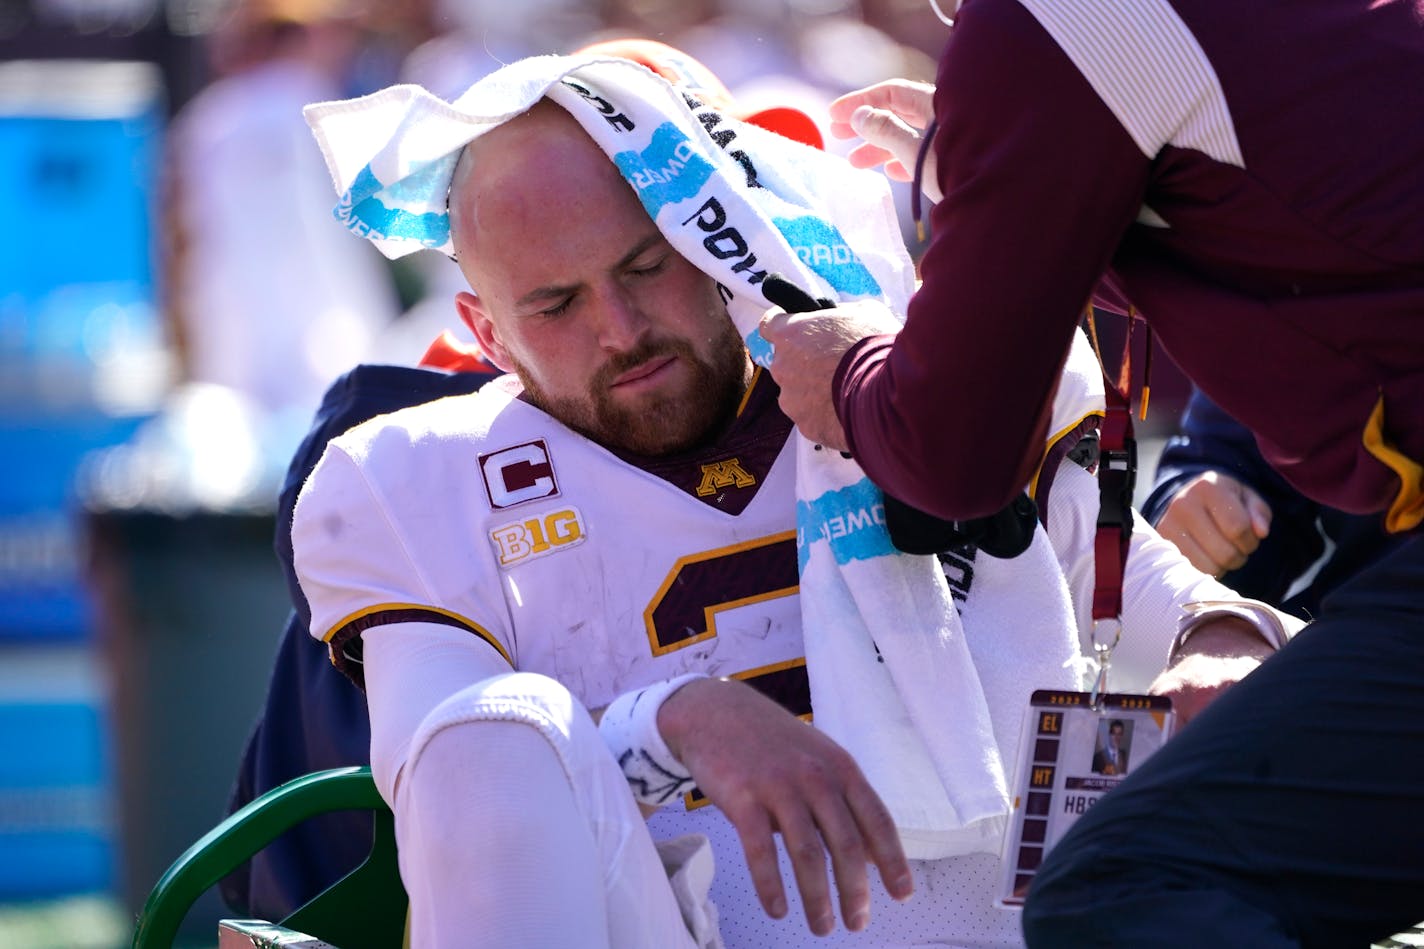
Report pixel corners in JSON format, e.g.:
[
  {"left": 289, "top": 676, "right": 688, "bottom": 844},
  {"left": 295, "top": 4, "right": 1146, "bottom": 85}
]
[
  {"left": 479, "top": 439, "right": 559, "bottom": 510},
  {"left": 489, "top": 506, "right": 587, "bottom": 568}
]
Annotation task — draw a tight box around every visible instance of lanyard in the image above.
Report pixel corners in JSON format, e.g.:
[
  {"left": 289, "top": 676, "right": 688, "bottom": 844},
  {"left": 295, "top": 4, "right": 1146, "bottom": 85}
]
[{"left": 1085, "top": 306, "right": 1149, "bottom": 706}]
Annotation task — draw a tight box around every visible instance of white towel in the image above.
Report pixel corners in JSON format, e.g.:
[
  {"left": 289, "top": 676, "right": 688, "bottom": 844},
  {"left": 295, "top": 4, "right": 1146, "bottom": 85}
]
[{"left": 304, "top": 53, "right": 1017, "bottom": 857}]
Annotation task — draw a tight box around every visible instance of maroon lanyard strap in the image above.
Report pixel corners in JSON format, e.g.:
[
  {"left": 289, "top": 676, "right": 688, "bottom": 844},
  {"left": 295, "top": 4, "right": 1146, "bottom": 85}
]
[
  {"left": 1094, "top": 387, "right": 1135, "bottom": 620},
  {"left": 1085, "top": 308, "right": 1139, "bottom": 623}
]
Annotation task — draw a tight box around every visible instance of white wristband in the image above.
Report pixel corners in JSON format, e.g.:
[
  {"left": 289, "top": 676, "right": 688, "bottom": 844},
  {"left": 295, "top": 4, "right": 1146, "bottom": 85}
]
[
  {"left": 1169, "top": 599, "right": 1301, "bottom": 664},
  {"left": 598, "top": 673, "right": 707, "bottom": 807}
]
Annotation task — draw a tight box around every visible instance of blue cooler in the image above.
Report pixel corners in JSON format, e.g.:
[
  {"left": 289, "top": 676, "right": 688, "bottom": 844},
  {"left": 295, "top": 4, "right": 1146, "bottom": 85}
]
[{"left": 0, "top": 58, "right": 166, "bottom": 900}]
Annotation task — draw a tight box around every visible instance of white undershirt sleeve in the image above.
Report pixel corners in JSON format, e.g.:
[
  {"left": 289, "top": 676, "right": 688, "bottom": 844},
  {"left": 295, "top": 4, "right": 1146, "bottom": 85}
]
[{"left": 362, "top": 621, "right": 512, "bottom": 803}]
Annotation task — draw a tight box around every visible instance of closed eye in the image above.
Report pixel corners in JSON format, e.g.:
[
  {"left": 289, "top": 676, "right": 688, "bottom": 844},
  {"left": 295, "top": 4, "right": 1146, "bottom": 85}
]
[
  {"left": 628, "top": 254, "right": 668, "bottom": 278},
  {"left": 538, "top": 294, "right": 576, "bottom": 317}
]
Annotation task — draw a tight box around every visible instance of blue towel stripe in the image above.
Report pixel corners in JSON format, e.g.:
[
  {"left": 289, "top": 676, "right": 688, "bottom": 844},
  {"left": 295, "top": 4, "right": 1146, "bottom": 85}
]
[
  {"left": 613, "top": 122, "right": 716, "bottom": 217},
  {"left": 745, "top": 328, "right": 775, "bottom": 369},
  {"left": 773, "top": 216, "right": 880, "bottom": 297},
  {"left": 796, "top": 477, "right": 894, "bottom": 571},
  {"left": 334, "top": 161, "right": 454, "bottom": 249}
]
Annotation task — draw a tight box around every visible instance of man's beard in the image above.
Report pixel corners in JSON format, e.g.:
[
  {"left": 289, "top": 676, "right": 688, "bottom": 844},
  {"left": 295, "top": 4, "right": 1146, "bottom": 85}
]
[{"left": 514, "top": 320, "right": 750, "bottom": 456}]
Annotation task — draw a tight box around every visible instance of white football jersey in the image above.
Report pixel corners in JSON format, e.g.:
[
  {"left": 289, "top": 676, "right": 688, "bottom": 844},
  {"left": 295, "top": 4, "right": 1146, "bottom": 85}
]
[
  {"left": 294, "top": 334, "right": 1241, "bottom": 948},
  {"left": 295, "top": 368, "right": 1029, "bottom": 946},
  {"left": 298, "top": 370, "right": 809, "bottom": 714}
]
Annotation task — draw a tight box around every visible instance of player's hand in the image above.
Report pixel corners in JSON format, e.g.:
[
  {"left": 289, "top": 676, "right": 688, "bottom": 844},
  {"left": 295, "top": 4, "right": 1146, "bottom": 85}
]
[
  {"left": 758, "top": 299, "right": 902, "bottom": 452},
  {"left": 1154, "top": 471, "right": 1272, "bottom": 577},
  {"left": 1147, "top": 616, "right": 1275, "bottom": 727},
  {"left": 657, "top": 676, "right": 914, "bottom": 936},
  {"left": 827, "top": 80, "right": 940, "bottom": 201}
]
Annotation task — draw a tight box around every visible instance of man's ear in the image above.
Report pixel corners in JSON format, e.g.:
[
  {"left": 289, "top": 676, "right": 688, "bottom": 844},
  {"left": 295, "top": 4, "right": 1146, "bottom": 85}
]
[{"left": 456, "top": 291, "right": 515, "bottom": 372}]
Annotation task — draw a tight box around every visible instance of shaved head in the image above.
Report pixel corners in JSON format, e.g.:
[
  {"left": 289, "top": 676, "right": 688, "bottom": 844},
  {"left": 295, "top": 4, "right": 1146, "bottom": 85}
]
[
  {"left": 447, "top": 98, "right": 750, "bottom": 455},
  {"left": 448, "top": 100, "right": 605, "bottom": 272}
]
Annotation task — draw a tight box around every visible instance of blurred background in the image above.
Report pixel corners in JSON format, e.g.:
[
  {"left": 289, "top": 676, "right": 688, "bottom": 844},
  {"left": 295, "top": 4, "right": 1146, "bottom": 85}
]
[{"left": 0, "top": 0, "right": 1186, "bottom": 945}]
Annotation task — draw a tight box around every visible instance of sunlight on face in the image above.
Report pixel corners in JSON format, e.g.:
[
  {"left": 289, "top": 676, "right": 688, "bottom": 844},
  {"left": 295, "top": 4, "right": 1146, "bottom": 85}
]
[
  {"left": 452, "top": 100, "right": 752, "bottom": 456},
  {"left": 511, "top": 320, "right": 748, "bottom": 455}
]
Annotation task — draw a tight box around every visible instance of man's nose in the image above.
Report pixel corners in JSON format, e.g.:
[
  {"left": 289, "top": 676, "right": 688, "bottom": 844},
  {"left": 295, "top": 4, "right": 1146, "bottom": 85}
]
[{"left": 592, "top": 285, "right": 650, "bottom": 352}]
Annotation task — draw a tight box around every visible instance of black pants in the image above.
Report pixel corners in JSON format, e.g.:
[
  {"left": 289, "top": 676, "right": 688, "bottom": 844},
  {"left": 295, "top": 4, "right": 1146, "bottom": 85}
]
[{"left": 1023, "top": 534, "right": 1424, "bottom": 948}]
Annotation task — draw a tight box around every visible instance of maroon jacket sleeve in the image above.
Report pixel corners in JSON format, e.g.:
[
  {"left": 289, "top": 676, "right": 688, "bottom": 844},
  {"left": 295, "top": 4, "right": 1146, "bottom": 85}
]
[{"left": 833, "top": 0, "right": 1152, "bottom": 521}]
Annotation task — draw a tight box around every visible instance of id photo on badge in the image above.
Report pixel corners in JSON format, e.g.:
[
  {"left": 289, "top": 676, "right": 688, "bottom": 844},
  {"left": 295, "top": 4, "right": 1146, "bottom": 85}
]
[
  {"left": 998, "top": 691, "right": 1175, "bottom": 907},
  {"left": 1090, "top": 717, "right": 1133, "bottom": 776}
]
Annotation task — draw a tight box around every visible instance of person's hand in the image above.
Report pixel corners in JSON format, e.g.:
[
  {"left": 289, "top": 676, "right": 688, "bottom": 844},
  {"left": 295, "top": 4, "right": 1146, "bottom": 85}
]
[
  {"left": 1147, "top": 616, "right": 1276, "bottom": 727},
  {"left": 1154, "top": 471, "right": 1272, "bottom": 577},
  {"left": 758, "top": 299, "right": 902, "bottom": 452},
  {"left": 828, "top": 79, "right": 941, "bottom": 202},
  {"left": 657, "top": 676, "right": 914, "bottom": 936}
]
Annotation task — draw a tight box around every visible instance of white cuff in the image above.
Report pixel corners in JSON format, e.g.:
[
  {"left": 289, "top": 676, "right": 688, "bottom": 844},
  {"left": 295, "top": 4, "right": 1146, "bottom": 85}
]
[
  {"left": 1169, "top": 599, "right": 1304, "bottom": 665},
  {"left": 598, "top": 673, "right": 707, "bottom": 808}
]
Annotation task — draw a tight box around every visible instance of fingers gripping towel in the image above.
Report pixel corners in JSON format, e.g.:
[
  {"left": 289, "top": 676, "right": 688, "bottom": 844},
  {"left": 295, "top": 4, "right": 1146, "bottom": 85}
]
[{"left": 305, "top": 54, "right": 1009, "bottom": 857}]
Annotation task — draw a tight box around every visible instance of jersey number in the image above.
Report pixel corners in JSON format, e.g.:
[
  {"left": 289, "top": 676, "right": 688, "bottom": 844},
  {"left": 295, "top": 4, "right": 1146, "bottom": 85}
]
[{"left": 643, "top": 531, "right": 811, "bottom": 808}]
